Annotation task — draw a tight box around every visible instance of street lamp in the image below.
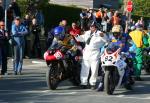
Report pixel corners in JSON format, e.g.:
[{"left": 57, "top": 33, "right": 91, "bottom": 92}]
[{"left": 3, "top": 0, "right": 11, "bottom": 31}]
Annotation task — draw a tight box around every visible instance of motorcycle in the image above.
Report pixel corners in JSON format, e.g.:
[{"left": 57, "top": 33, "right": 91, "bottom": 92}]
[
  {"left": 44, "top": 48, "right": 81, "bottom": 90},
  {"left": 101, "top": 47, "right": 129, "bottom": 95}
]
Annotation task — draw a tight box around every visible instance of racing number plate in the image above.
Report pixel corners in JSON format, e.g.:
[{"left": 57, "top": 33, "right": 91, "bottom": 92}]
[
  {"left": 54, "top": 51, "right": 63, "bottom": 59},
  {"left": 105, "top": 56, "right": 113, "bottom": 62}
]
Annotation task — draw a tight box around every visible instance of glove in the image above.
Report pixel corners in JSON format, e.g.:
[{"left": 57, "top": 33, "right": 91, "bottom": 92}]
[{"left": 60, "top": 46, "right": 68, "bottom": 54}]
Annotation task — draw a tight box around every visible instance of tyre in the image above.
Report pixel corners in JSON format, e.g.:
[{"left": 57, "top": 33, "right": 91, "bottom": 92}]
[
  {"left": 46, "top": 64, "right": 61, "bottom": 90},
  {"left": 104, "top": 70, "right": 116, "bottom": 95}
]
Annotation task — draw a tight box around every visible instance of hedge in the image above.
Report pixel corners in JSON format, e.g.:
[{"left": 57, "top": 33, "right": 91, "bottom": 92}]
[{"left": 41, "top": 4, "right": 81, "bottom": 29}]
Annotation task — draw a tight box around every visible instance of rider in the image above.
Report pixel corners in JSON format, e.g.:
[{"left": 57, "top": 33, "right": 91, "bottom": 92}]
[
  {"left": 49, "top": 26, "right": 77, "bottom": 58},
  {"left": 98, "top": 25, "right": 132, "bottom": 91},
  {"left": 106, "top": 25, "right": 133, "bottom": 90}
]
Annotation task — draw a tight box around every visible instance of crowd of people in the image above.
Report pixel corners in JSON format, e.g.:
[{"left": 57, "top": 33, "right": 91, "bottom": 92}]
[{"left": 0, "top": 0, "right": 44, "bottom": 75}]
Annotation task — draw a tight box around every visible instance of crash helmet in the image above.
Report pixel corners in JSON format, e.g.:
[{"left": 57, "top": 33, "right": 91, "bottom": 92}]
[
  {"left": 112, "top": 25, "right": 123, "bottom": 39},
  {"left": 53, "top": 26, "right": 65, "bottom": 40}
]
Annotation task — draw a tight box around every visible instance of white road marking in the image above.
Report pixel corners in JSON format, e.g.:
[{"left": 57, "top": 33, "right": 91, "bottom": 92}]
[
  {"left": 22, "top": 90, "right": 77, "bottom": 95},
  {"left": 145, "top": 97, "right": 150, "bottom": 99},
  {"left": 32, "top": 61, "right": 45, "bottom": 64},
  {"left": 116, "top": 95, "right": 125, "bottom": 97}
]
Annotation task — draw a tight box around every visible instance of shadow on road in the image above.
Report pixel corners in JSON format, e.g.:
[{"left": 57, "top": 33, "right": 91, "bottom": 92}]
[{"left": 115, "top": 76, "right": 150, "bottom": 95}]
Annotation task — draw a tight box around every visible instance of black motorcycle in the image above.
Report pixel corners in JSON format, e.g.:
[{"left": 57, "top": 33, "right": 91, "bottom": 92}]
[{"left": 44, "top": 48, "right": 81, "bottom": 90}]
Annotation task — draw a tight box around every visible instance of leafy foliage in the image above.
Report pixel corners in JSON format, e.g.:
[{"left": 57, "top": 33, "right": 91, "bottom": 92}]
[{"left": 132, "top": 0, "right": 150, "bottom": 17}]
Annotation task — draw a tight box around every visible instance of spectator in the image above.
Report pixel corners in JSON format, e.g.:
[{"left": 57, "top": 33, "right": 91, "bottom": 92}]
[
  {"left": 59, "top": 19, "right": 69, "bottom": 34},
  {"left": 103, "top": 8, "right": 108, "bottom": 17},
  {"left": 11, "top": 17, "right": 28, "bottom": 75},
  {"left": 31, "top": 18, "right": 42, "bottom": 58},
  {"left": 23, "top": 14, "right": 31, "bottom": 32},
  {"left": 96, "top": 8, "right": 103, "bottom": 24},
  {"left": 0, "top": 2, "right": 4, "bottom": 21},
  {"left": 23, "top": 14, "right": 31, "bottom": 58},
  {"left": 107, "top": 9, "right": 113, "bottom": 19},
  {"left": 129, "top": 25, "right": 146, "bottom": 81},
  {"left": 135, "top": 20, "right": 140, "bottom": 27},
  {"left": 139, "top": 17, "right": 145, "bottom": 28},
  {"left": 129, "top": 19, "right": 135, "bottom": 26},
  {"left": 35, "top": 10, "right": 44, "bottom": 26},
  {"left": 87, "top": 9, "right": 96, "bottom": 22},
  {"left": 111, "top": 11, "right": 120, "bottom": 25},
  {"left": 0, "top": 21, "right": 8, "bottom": 75},
  {"left": 121, "top": 11, "right": 128, "bottom": 31},
  {"left": 80, "top": 9, "right": 88, "bottom": 31},
  {"left": 69, "top": 22, "right": 81, "bottom": 36},
  {"left": 69, "top": 22, "right": 84, "bottom": 48},
  {"left": 101, "top": 12, "right": 109, "bottom": 32}
]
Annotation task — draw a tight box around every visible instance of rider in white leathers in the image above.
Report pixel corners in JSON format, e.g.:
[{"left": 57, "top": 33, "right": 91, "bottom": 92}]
[{"left": 75, "top": 22, "right": 108, "bottom": 89}]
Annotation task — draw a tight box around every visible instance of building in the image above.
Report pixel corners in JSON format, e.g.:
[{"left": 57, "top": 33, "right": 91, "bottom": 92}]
[{"left": 50, "top": 0, "right": 123, "bottom": 9}]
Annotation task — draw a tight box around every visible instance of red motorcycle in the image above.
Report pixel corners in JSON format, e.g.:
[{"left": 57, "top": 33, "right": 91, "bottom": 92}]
[{"left": 44, "top": 48, "right": 81, "bottom": 90}]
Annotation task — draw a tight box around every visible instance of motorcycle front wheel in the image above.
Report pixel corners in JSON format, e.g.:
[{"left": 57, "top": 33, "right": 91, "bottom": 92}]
[
  {"left": 46, "top": 63, "right": 62, "bottom": 90},
  {"left": 104, "top": 70, "right": 116, "bottom": 95}
]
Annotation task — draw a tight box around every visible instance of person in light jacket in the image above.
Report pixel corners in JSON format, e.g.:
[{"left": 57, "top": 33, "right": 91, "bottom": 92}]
[
  {"left": 75, "top": 22, "right": 107, "bottom": 89},
  {"left": 11, "top": 17, "right": 28, "bottom": 75}
]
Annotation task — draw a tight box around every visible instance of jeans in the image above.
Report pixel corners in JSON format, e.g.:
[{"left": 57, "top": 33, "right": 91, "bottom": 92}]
[{"left": 13, "top": 44, "right": 24, "bottom": 73}]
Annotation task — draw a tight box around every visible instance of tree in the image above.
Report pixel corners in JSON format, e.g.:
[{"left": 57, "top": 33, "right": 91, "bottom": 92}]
[{"left": 132, "top": 0, "right": 150, "bottom": 17}]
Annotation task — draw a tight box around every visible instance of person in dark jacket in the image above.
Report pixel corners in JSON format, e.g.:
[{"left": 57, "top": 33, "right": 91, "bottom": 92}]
[
  {"left": 0, "top": 21, "right": 8, "bottom": 75},
  {"left": 23, "top": 14, "right": 31, "bottom": 58},
  {"left": 31, "top": 18, "right": 42, "bottom": 58}
]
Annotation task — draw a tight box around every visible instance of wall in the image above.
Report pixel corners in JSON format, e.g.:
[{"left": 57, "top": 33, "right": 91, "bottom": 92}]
[{"left": 50, "top": 0, "right": 93, "bottom": 8}]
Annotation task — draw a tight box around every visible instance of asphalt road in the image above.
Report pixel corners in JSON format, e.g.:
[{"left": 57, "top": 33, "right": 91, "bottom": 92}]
[{"left": 0, "top": 59, "right": 150, "bottom": 103}]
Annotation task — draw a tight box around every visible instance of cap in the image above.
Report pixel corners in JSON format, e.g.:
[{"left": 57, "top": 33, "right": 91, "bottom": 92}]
[
  {"left": 99, "top": 8, "right": 102, "bottom": 11},
  {"left": 131, "top": 26, "right": 135, "bottom": 30},
  {"left": 90, "top": 21, "right": 97, "bottom": 27},
  {"left": 15, "top": 16, "right": 21, "bottom": 20}
]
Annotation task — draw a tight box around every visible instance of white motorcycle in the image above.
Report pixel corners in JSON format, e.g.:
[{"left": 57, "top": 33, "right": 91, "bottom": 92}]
[{"left": 101, "top": 47, "right": 127, "bottom": 95}]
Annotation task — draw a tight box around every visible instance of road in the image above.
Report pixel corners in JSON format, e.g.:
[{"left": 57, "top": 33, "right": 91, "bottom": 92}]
[{"left": 0, "top": 59, "right": 150, "bottom": 103}]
